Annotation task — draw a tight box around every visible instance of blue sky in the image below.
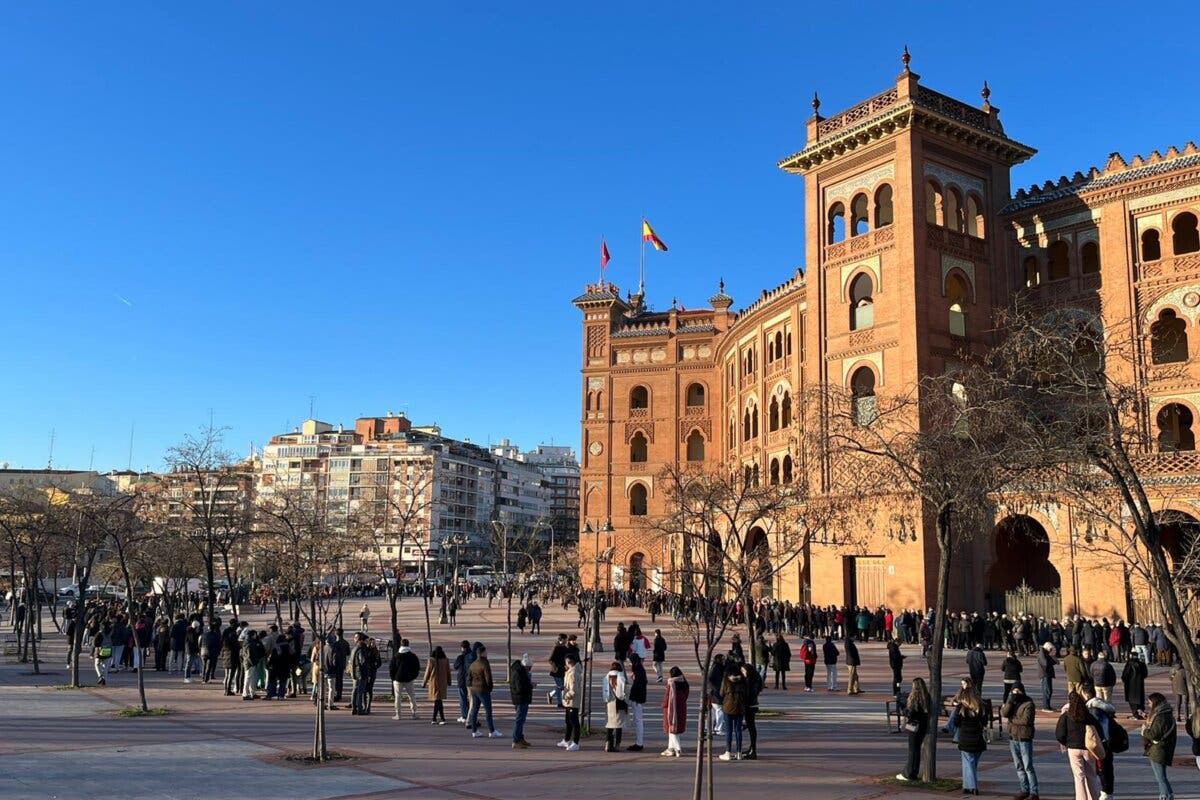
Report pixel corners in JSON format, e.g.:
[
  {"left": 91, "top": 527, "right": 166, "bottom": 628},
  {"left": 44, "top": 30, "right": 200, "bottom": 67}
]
[{"left": 2, "top": 3, "right": 1197, "bottom": 471}]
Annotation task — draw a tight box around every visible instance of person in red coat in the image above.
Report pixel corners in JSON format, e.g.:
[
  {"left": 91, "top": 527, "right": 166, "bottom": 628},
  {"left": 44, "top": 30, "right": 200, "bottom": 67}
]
[{"left": 661, "top": 666, "right": 689, "bottom": 757}]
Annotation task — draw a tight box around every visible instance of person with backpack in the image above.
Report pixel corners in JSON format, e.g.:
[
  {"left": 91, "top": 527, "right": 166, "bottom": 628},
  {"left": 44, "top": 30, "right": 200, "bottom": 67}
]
[
  {"left": 800, "top": 637, "right": 817, "bottom": 692},
  {"left": 1001, "top": 682, "right": 1039, "bottom": 800},
  {"left": 1080, "top": 683, "right": 1124, "bottom": 800}
]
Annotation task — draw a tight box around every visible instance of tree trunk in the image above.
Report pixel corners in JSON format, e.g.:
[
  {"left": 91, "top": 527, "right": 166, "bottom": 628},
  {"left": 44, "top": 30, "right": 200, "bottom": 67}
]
[
  {"left": 920, "top": 505, "right": 953, "bottom": 783},
  {"left": 388, "top": 586, "right": 400, "bottom": 645},
  {"left": 221, "top": 551, "right": 238, "bottom": 617},
  {"left": 203, "top": 543, "right": 217, "bottom": 622},
  {"left": 422, "top": 587, "right": 433, "bottom": 655},
  {"left": 1144, "top": 525, "right": 1200, "bottom": 704}
]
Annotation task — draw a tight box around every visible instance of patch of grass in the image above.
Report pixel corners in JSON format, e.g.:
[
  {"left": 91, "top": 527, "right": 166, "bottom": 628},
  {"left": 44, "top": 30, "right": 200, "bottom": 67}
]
[
  {"left": 116, "top": 706, "right": 171, "bottom": 717},
  {"left": 53, "top": 684, "right": 89, "bottom": 691},
  {"left": 755, "top": 708, "right": 786, "bottom": 718},
  {"left": 879, "top": 775, "right": 962, "bottom": 792},
  {"left": 283, "top": 751, "right": 354, "bottom": 765}
]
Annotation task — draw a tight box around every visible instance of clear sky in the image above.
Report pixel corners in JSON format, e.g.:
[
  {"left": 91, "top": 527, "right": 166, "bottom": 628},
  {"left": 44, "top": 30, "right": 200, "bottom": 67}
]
[{"left": 2, "top": 3, "right": 1197, "bottom": 471}]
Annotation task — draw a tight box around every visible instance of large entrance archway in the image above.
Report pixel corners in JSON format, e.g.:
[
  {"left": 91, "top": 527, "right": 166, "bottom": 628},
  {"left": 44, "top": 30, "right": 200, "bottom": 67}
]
[
  {"left": 746, "top": 527, "right": 772, "bottom": 599},
  {"left": 986, "top": 515, "right": 1061, "bottom": 615},
  {"left": 628, "top": 552, "right": 646, "bottom": 594}
]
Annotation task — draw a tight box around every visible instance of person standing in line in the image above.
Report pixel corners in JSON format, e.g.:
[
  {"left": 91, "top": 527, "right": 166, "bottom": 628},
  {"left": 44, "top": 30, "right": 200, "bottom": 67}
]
[
  {"left": 652, "top": 629, "right": 667, "bottom": 684},
  {"left": 844, "top": 636, "right": 862, "bottom": 695},
  {"left": 184, "top": 620, "right": 202, "bottom": 683},
  {"left": 1143, "top": 692, "right": 1177, "bottom": 800},
  {"left": 956, "top": 688, "right": 988, "bottom": 796},
  {"left": 453, "top": 639, "right": 473, "bottom": 724},
  {"left": 1062, "top": 647, "right": 1086, "bottom": 697},
  {"left": 559, "top": 652, "right": 583, "bottom": 751},
  {"left": 800, "top": 637, "right": 817, "bottom": 693},
  {"left": 221, "top": 620, "right": 244, "bottom": 696},
  {"left": 467, "top": 644, "right": 502, "bottom": 739},
  {"left": 1079, "top": 684, "right": 1117, "bottom": 800},
  {"left": 1037, "top": 642, "right": 1058, "bottom": 711},
  {"left": 547, "top": 634, "right": 567, "bottom": 707},
  {"left": 508, "top": 657, "right": 533, "bottom": 749},
  {"left": 660, "top": 665, "right": 689, "bottom": 757},
  {"left": 1091, "top": 650, "right": 1116, "bottom": 703},
  {"left": 626, "top": 652, "right": 647, "bottom": 751},
  {"left": 602, "top": 661, "right": 628, "bottom": 753},
  {"left": 822, "top": 635, "right": 840, "bottom": 692},
  {"left": 888, "top": 638, "right": 905, "bottom": 697},
  {"left": 708, "top": 653, "right": 727, "bottom": 735},
  {"left": 896, "top": 677, "right": 931, "bottom": 782},
  {"left": 1055, "top": 692, "right": 1103, "bottom": 800},
  {"left": 966, "top": 644, "right": 987, "bottom": 696},
  {"left": 1002, "top": 649, "right": 1023, "bottom": 703},
  {"left": 718, "top": 659, "right": 746, "bottom": 762},
  {"left": 1122, "top": 650, "right": 1148, "bottom": 719},
  {"left": 389, "top": 637, "right": 420, "bottom": 720},
  {"left": 331, "top": 629, "right": 350, "bottom": 702},
  {"left": 350, "top": 633, "right": 370, "bottom": 715},
  {"left": 1001, "top": 682, "right": 1040, "bottom": 800},
  {"left": 771, "top": 633, "right": 790, "bottom": 690},
  {"left": 422, "top": 645, "right": 451, "bottom": 724},
  {"left": 740, "top": 660, "right": 762, "bottom": 759}
]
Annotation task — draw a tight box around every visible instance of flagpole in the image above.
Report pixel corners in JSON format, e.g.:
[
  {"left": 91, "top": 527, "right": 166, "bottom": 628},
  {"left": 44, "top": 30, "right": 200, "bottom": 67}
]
[
  {"left": 599, "top": 235, "right": 604, "bottom": 287},
  {"left": 639, "top": 218, "right": 646, "bottom": 294}
]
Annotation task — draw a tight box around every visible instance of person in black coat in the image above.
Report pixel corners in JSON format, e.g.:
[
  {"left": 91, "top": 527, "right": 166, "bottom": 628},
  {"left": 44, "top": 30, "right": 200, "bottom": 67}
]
[
  {"left": 1122, "top": 650, "right": 1148, "bottom": 718},
  {"left": 844, "top": 637, "right": 862, "bottom": 695},
  {"left": 626, "top": 653, "right": 648, "bottom": 751},
  {"left": 508, "top": 658, "right": 534, "bottom": 748},
  {"left": 887, "top": 639, "right": 905, "bottom": 697},
  {"left": 1000, "top": 649, "right": 1023, "bottom": 703},
  {"left": 221, "top": 621, "right": 243, "bottom": 696},
  {"left": 771, "top": 634, "right": 791, "bottom": 690}
]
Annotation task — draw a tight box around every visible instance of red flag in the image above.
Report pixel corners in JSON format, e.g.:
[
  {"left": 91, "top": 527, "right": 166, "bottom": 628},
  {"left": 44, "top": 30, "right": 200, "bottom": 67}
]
[{"left": 601, "top": 239, "right": 611, "bottom": 270}]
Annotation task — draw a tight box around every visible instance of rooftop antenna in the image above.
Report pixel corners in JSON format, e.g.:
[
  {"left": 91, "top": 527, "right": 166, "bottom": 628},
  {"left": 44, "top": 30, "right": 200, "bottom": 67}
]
[
  {"left": 309, "top": 395, "right": 316, "bottom": 419},
  {"left": 47, "top": 428, "right": 55, "bottom": 470},
  {"left": 127, "top": 422, "right": 135, "bottom": 471},
  {"left": 87, "top": 446, "right": 95, "bottom": 472}
]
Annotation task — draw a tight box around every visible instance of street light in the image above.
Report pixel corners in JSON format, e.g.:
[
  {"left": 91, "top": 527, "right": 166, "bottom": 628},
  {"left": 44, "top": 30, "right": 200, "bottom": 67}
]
[{"left": 580, "top": 518, "right": 613, "bottom": 730}]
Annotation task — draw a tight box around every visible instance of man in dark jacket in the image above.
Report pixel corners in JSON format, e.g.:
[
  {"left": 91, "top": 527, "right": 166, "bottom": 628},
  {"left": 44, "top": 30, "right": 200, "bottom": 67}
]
[
  {"left": 1062, "top": 647, "right": 1086, "bottom": 696},
  {"left": 332, "top": 629, "right": 350, "bottom": 701},
  {"left": 169, "top": 614, "right": 187, "bottom": 673},
  {"left": 708, "top": 653, "right": 727, "bottom": 735},
  {"left": 320, "top": 632, "right": 342, "bottom": 709},
  {"left": 966, "top": 644, "right": 987, "bottom": 695},
  {"left": 1001, "top": 683, "right": 1039, "bottom": 800},
  {"left": 508, "top": 658, "right": 533, "bottom": 748},
  {"left": 627, "top": 653, "right": 648, "bottom": 751},
  {"left": 221, "top": 620, "right": 243, "bottom": 696},
  {"left": 389, "top": 638, "right": 420, "bottom": 719},
  {"left": 822, "top": 636, "right": 840, "bottom": 692},
  {"left": 467, "top": 644, "right": 500, "bottom": 737},
  {"left": 1036, "top": 642, "right": 1057, "bottom": 711},
  {"left": 844, "top": 637, "right": 862, "bottom": 695},
  {"left": 350, "top": 633, "right": 370, "bottom": 715},
  {"left": 452, "top": 639, "right": 474, "bottom": 723},
  {"left": 547, "top": 634, "right": 567, "bottom": 707},
  {"left": 1091, "top": 651, "right": 1117, "bottom": 702}
]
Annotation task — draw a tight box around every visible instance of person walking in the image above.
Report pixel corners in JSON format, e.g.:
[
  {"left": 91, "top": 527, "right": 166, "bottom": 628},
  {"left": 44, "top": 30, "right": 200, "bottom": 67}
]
[
  {"left": 602, "top": 661, "right": 628, "bottom": 753},
  {"left": 800, "top": 637, "right": 817, "bottom": 692},
  {"left": 1037, "top": 642, "right": 1058, "bottom": 711},
  {"left": 508, "top": 657, "right": 533, "bottom": 749},
  {"left": 389, "top": 638, "right": 420, "bottom": 720},
  {"left": 626, "top": 652, "right": 647, "bottom": 751},
  {"left": 1122, "top": 650, "right": 1148, "bottom": 719},
  {"left": 452, "top": 639, "right": 473, "bottom": 724},
  {"left": 718, "top": 659, "right": 746, "bottom": 761},
  {"left": 1001, "top": 682, "right": 1040, "bottom": 800},
  {"left": 358, "top": 603, "right": 370, "bottom": 634},
  {"left": 957, "top": 688, "right": 988, "bottom": 796},
  {"left": 92, "top": 622, "right": 113, "bottom": 686},
  {"left": 822, "top": 635, "right": 840, "bottom": 692},
  {"left": 660, "top": 665, "right": 689, "bottom": 757},
  {"left": 896, "top": 677, "right": 931, "bottom": 783},
  {"left": 1143, "top": 692, "right": 1177, "bottom": 800},
  {"left": 652, "top": 629, "right": 667, "bottom": 683},
  {"left": 844, "top": 637, "right": 862, "bottom": 695},
  {"left": 422, "top": 645, "right": 451, "bottom": 724},
  {"left": 771, "top": 633, "right": 790, "bottom": 690},
  {"left": 560, "top": 651, "right": 583, "bottom": 751},
  {"left": 467, "top": 644, "right": 502, "bottom": 738},
  {"left": 1055, "top": 692, "right": 1104, "bottom": 800},
  {"left": 888, "top": 638, "right": 905, "bottom": 697}
]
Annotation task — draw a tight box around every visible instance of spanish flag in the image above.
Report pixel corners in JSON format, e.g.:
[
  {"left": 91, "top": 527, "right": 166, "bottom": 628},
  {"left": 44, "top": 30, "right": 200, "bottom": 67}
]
[{"left": 642, "top": 219, "right": 668, "bottom": 252}]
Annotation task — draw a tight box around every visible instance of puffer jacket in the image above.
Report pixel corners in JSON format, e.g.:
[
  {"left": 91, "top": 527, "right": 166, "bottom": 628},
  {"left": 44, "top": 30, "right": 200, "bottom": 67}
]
[{"left": 1002, "top": 693, "right": 1036, "bottom": 741}]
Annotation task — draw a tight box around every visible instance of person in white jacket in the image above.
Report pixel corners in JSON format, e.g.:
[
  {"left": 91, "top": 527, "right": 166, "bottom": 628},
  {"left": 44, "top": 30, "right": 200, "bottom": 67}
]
[{"left": 602, "top": 661, "right": 628, "bottom": 752}]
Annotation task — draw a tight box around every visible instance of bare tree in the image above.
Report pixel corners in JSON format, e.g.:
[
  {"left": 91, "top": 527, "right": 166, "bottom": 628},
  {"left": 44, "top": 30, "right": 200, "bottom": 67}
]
[
  {"left": 823, "top": 367, "right": 1024, "bottom": 782},
  {"left": 68, "top": 492, "right": 135, "bottom": 688}
]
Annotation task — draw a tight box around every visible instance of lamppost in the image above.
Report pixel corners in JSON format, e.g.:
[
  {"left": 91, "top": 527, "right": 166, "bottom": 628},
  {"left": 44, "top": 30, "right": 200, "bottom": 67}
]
[
  {"left": 581, "top": 519, "right": 613, "bottom": 730},
  {"left": 439, "top": 534, "right": 465, "bottom": 624}
]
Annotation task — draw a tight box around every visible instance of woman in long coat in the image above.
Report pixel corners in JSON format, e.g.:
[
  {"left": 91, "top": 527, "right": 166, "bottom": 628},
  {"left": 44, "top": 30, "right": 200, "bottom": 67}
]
[
  {"left": 423, "top": 645, "right": 452, "bottom": 724},
  {"left": 602, "top": 661, "right": 628, "bottom": 752},
  {"left": 771, "top": 633, "right": 791, "bottom": 690},
  {"left": 1122, "top": 651, "right": 1148, "bottom": 719},
  {"left": 660, "top": 666, "right": 689, "bottom": 757}
]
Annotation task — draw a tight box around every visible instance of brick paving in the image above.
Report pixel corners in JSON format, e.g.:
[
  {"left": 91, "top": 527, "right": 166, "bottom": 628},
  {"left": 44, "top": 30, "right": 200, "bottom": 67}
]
[{"left": 0, "top": 598, "right": 1193, "bottom": 799}]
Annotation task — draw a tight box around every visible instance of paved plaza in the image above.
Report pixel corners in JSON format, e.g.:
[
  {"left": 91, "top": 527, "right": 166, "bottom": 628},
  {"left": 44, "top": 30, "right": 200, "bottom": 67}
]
[{"left": 0, "top": 598, "right": 1194, "bottom": 799}]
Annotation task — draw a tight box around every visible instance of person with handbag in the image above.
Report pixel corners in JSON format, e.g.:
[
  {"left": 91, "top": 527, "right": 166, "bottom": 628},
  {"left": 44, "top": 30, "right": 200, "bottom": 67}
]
[
  {"left": 895, "top": 677, "right": 931, "bottom": 783},
  {"left": 1143, "top": 692, "right": 1177, "bottom": 800},
  {"left": 602, "top": 660, "right": 628, "bottom": 752},
  {"left": 1001, "top": 682, "right": 1040, "bottom": 800},
  {"left": 1054, "top": 692, "right": 1103, "bottom": 800},
  {"left": 1080, "top": 684, "right": 1120, "bottom": 800}
]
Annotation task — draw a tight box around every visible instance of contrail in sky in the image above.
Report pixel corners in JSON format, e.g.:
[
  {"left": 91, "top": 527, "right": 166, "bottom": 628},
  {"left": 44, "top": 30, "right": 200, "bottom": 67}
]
[{"left": 116, "top": 295, "right": 134, "bottom": 307}]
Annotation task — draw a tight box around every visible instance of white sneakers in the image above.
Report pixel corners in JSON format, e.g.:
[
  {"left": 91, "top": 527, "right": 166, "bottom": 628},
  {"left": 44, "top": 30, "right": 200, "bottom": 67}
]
[
  {"left": 565, "top": 743, "right": 580, "bottom": 751},
  {"left": 471, "top": 731, "right": 484, "bottom": 738},
  {"left": 488, "top": 730, "right": 505, "bottom": 738},
  {"left": 719, "top": 751, "right": 733, "bottom": 761},
  {"left": 662, "top": 748, "right": 683, "bottom": 757},
  {"left": 456, "top": 717, "right": 467, "bottom": 723},
  {"left": 556, "top": 740, "right": 569, "bottom": 748},
  {"left": 896, "top": 774, "right": 909, "bottom": 782}
]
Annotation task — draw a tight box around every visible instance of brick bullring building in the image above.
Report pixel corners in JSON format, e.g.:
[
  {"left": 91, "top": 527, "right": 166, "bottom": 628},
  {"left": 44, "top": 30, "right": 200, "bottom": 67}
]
[{"left": 574, "top": 57, "right": 1200, "bottom": 620}]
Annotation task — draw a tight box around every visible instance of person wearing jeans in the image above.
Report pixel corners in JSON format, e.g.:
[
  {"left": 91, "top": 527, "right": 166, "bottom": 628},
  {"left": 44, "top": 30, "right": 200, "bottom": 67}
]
[
  {"left": 1144, "top": 692, "right": 1177, "bottom": 800},
  {"left": 1001, "top": 684, "right": 1039, "bottom": 800},
  {"left": 718, "top": 665, "right": 746, "bottom": 761},
  {"left": 508, "top": 658, "right": 533, "bottom": 748},
  {"left": 467, "top": 645, "right": 502, "bottom": 738},
  {"left": 955, "top": 692, "right": 987, "bottom": 795},
  {"left": 560, "top": 654, "right": 583, "bottom": 751},
  {"left": 453, "top": 640, "right": 474, "bottom": 723}
]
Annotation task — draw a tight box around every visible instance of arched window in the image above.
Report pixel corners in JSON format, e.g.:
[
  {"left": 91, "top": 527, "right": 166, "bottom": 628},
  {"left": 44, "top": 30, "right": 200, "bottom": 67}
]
[
  {"left": 1048, "top": 241, "right": 1070, "bottom": 281},
  {"left": 774, "top": 331, "right": 783, "bottom": 361},
  {"left": 769, "top": 458, "right": 780, "bottom": 486},
  {"left": 1151, "top": 309, "right": 1189, "bottom": 364},
  {"left": 630, "top": 432, "right": 648, "bottom": 463},
  {"left": 629, "top": 483, "right": 648, "bottom": 516},
  {"left": 728, "top": 417, "right": 735, "bottom": 449},
  {"left": 751, "top": 463, "right": 760, "bottom": 487},
  {"left": 781, "top": 392, "right": 792, "bottom": 427},
  {"left": 851, "top": 367, "right": 876, "bottom": 426},
  {"left": 1173, "top": 212, "right": 1200, "bottom": 255},
  {"left": 686, "top": 430, "right": 705, "bottom": 462},
  {"left": 686, "top": 383, "right": 705, "bottom": 407},
  {"left": 947, "top": 273, "right": 969, "bottom": 338},
  {"left": 1157, "top": 403, "right": 1196, "bottom": 452},
  {"left": 1142, "top": 229, "right": 1162, "bottom": 262},
  {"left": 945, "top": 187, "right": 965, "bottom": 233},
  {"left": 850, "top": 193, "right": 869, "bottom": 237},
  {"left": 786, "top": 332, "right": 793, "bottom": 355},
  {"left": 925, "top": 180, "right": 943, "bottom": 226},
  {"left": 630, "top": 385, "right": 649, "bottom": 410},
  {"left": 1023, "top": 256, "right": 1040, "bottom": 288},
  {"left": 782, "top": 455, "right": 794, "bottom": 484},
  {"left": 1081, "top": 241, "right": 1100, "bottom": 275},
  {"left": 828, "top": 202, "right": 846, "bottom": 244},
  {"left": 849, "top": 272, "right": 874, "bottom": 330},
  {"left": 595, "top": 390, "right": 603, "bottom": 411},
  {"left": 742, "top": 408, "right": 751, "bottom": 442},
  {"left": 768, "top": 396, "right": 780, "bottom": 432},
  {"left": 874, "top": 184, "right": 893, "bottom": 228},
  {"left": 966, "top": 194, "right": 984, "bottom": 238},
  {"left": 743, "top": 464, "right": 753, "bottom": 487},
  {"left": 751, "top": 404, "right": 759, "bottom": 438}
]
